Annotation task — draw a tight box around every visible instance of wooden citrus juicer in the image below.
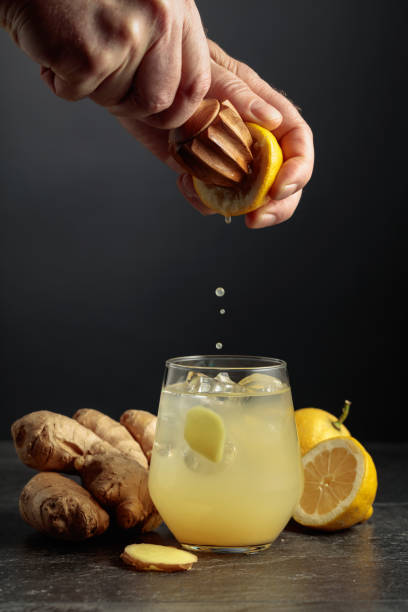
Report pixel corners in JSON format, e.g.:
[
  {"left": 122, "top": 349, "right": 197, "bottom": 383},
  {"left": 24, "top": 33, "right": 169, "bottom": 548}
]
[{"left": 169, "top": 99, "right": 254, "bottom": 188}]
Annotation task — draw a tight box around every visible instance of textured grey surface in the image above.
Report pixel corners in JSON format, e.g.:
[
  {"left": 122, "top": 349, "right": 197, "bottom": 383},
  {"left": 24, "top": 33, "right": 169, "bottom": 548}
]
[{"left": 1, "top": 441, "right": 407, "bottom": 611}]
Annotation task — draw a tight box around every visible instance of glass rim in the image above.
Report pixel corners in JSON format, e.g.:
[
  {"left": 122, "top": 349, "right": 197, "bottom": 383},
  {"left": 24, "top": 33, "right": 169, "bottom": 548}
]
[{"left": 165, "top": 355, "right": 287, "bottom": 372}]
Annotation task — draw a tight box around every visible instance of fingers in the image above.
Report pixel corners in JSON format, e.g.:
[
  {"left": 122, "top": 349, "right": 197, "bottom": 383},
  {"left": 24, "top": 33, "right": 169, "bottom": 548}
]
[
  {"left": 111, "top": 20, "right": 183, "bottom": 120},
  {"left": 108, "top": 1, "right": 210, "bottom": 130},
  {"left": 245, "top": 190, "right": 303, "bottom": 229},
  {"left": 208, "top": 39, "right": 314, "bottom": 198},
  {"left": 178, "top": 170, "right": 302, "bottom": 225},
  {"left": 11, "top": 0, "right": 211, "bottom": 128},
  {"left": 208, "top": 60, "right": 282, "bottom": 131},
  {"left": 22, "top": 2, "right": 151, "bottom": 103},
  {"left": 137, "top": 1, "right": 211, "bottom": 129},
  {"left": 268, "top": 125, "right": 314, "bottom": 200},
  {"left": 208, "top": 40, "right": 294, "bottom": 130},
  {"left": 40, "top": 63, "right": 111, "bottom": 102},
  {"left": 88, "top": 49, "right": 147, "bottom": 108},
  {"left": 175, "top": 39, "right": 311, "bottom": 227}
]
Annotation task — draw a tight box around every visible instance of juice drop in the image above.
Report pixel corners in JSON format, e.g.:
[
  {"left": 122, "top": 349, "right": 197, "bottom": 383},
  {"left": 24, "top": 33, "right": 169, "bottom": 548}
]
[
  {"left": 216, "top": 342, "right": 223, "bottom": 350},
  {"left": 219, "top": 308, "right": 226, "bottom": 315},
  {"left": 225, "top": 216, "right": 232, "bottom": 224},
  {"left": 215, "top": 287, "right": 225, "bottom": 297}
]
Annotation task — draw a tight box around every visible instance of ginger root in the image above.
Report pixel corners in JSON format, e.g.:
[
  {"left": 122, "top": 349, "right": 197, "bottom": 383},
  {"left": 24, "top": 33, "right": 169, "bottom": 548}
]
[
  {"left": 73, "top": 408, "right": 148, "bottom": 469},
  {"left": 121, "top": 543, "right": 197, "bottom": 572},
  {"left": 11, "top": 410, "right": 161, "bottom": 536},
  {"left": 120, "top": 410, "right": 156, "bottom": 462},
  {"left": 74, "top": 453, "right": 153, "bottom": 529},
  {"left": 11, "top": 411, "right": 118, "bottom": 472},
  {"left": 19, "top": 472, "right": 109, "bottom": 540}
]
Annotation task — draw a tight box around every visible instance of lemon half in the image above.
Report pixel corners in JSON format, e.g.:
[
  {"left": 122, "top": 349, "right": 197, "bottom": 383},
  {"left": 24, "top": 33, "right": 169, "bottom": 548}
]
[
  {"left": 193, "top": 123, "right": 283, "bottom": 217},
  {"left": 293, "top": 436, "right": 377, "bottom": 531}
]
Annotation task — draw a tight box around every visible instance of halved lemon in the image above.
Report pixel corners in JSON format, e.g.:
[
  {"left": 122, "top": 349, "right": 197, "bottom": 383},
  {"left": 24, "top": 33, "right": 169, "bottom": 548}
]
[
  {"left": 293, "top": 437, "right": 377, "bottom": 531},
  {"left": 193, "top": 123, "right": 283, "bottom": 217}
]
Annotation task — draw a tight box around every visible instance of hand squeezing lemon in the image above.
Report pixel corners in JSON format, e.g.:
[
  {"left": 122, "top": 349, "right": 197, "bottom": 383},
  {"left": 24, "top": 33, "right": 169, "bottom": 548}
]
[
  {"left": 169, "top": 99, "right": 283, "bottom": 218},
  {"left": 193, "top": 124, "right": 283, "bottom": 217}
]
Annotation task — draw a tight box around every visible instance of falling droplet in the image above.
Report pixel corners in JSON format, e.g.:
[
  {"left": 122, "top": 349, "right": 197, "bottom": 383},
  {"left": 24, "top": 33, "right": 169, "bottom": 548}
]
[
  {"left": 216, "top": 342, "right": 223, "bottom": 350},
  {"left": 225, "top": 216, "right": 232, "bottom": 225},
  {"left": 215, "top": 287, "right": 225, "bottom": 297},
  {"left": 219, "top": 308, "right": 226, "bottom": 315}
]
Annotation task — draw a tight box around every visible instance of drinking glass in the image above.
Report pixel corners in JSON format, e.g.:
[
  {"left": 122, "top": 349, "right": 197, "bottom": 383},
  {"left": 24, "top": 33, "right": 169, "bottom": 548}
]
[{"left": 148, "top": 355, "right": 303, "bottom": 554}]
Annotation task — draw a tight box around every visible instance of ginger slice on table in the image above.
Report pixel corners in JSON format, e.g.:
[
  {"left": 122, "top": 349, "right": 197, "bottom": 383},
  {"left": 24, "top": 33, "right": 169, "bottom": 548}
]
[{"left": 121, "top": 543, "right": 198, "bottom": 572}]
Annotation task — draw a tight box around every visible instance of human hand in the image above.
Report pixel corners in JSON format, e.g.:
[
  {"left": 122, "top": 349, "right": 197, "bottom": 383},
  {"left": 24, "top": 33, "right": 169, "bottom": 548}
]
[
  {"left": 119, "top": 40, "right": 313, "bottom": 229},
  {"left": 0, "top": 0, "right": 210, "bottom": 129},
  {"left": 179, "top": 41, "right": 314, "bottom": 229}
]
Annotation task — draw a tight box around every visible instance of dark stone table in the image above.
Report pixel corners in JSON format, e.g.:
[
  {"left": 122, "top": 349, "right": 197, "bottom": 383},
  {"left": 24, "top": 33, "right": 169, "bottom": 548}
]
[{"left": 1, "top": 441, "right": 407, "bottom": 611}]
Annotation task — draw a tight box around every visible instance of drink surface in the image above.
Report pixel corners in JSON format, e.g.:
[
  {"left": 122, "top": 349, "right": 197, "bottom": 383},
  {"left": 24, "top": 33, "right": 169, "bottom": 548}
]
[{"left": 149, "top": 376, "right": 303, "bottom": 547}]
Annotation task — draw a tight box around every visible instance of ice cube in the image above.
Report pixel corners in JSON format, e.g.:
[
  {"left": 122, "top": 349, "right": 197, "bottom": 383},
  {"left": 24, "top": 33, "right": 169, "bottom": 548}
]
[
  {"left": 214, "top": 372, "right": 233, "bottom": 384},
  {"left": 213, "top": 372, "right": 243, "bottom": 393},
  {"left": 238, "top": 373, "right": 284, "bottom": 393},
  {"left": 185, "top": 371, "right": 244, "bottom": 394},
  {"left": 185, "top": 371, "right": 216, "bottom": 393}
]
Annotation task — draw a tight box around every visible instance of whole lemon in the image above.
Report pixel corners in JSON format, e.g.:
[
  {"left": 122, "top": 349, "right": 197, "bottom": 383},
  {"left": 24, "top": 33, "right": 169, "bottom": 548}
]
[{"left": 295, "top": 400, "right": 351, "bottom": 456}]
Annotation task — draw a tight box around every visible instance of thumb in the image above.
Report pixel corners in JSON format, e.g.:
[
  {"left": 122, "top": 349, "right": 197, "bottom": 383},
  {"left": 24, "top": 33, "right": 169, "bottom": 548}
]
[{"left": 208, "top": 59, "right": 282, "bottom": 131}]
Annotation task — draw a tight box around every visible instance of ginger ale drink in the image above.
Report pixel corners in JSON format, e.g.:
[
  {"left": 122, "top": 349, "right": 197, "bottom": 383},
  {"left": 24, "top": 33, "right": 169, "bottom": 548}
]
[{"left": 149, "top": 356, "right": 303, "bottom": 553}]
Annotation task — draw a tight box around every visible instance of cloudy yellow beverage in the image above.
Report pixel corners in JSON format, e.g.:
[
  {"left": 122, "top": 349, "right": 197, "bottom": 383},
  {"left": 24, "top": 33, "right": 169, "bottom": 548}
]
[{"left": 149, "top": 379, "right": 303, "bottom": 551}]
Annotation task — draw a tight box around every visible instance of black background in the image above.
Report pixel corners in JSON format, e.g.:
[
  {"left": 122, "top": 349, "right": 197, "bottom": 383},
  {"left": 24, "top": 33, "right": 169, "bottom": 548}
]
[{"left": 0, "top": 0, "right": 406, "bottom": 441}]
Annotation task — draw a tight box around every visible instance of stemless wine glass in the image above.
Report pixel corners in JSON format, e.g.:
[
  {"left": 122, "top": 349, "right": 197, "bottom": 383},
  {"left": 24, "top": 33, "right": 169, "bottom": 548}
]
[{"left": 148, "top": 355, "right": 303, "bottom": 554}]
